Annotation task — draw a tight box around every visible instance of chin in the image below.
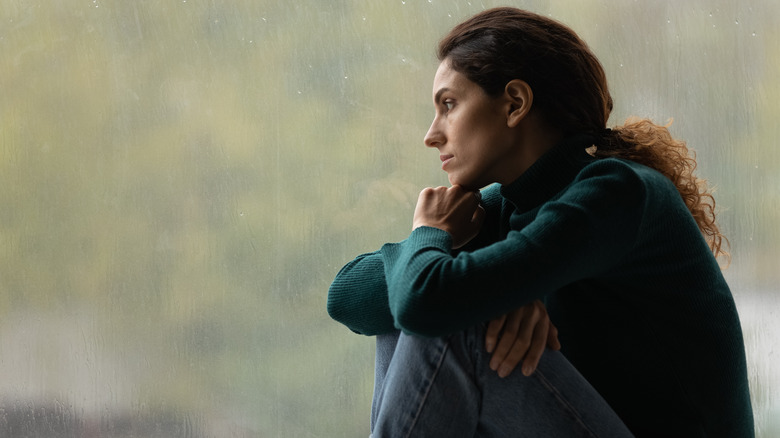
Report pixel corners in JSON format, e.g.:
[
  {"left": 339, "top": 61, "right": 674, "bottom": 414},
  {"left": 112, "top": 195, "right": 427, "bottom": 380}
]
[
  {"left": 449, "top": 176, "right": 479, "bottom": 190},
  {"left": 447, "top": 174, "right": 467, "bottom": 188}
]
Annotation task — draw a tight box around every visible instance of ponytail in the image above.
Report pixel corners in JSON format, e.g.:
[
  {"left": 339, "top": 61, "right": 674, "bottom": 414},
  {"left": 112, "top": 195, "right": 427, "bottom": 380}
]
[{"left": 595, "top": 118, "right": 729, "bottom": 262}]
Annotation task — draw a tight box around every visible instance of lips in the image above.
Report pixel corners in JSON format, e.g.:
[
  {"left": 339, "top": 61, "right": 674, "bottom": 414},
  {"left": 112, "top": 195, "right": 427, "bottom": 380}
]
[{"left": 440, "top": 154, "right": 454, "bottom": 169}]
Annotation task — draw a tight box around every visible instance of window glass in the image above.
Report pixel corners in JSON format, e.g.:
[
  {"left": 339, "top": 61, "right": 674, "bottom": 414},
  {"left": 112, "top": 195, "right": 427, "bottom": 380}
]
[{"left": 1, "top": 1, "right": 777, "bottom": 436}]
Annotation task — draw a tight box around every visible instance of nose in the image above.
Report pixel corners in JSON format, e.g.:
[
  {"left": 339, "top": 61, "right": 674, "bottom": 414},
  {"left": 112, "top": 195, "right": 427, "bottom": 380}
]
[{"left": 424, "top": 117, "right": 443, "bottom": 148}]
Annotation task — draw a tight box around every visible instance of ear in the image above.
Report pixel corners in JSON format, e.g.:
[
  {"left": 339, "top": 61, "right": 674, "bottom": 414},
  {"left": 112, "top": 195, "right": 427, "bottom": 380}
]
[{"left": 504, "top": 79, "right": 533, "bottom": 128}]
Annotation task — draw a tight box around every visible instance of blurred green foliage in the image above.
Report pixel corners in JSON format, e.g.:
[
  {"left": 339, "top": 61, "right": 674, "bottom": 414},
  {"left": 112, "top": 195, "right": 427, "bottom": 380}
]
[{"left": 0, "top": 0, "right": 778, "bottom": 436}]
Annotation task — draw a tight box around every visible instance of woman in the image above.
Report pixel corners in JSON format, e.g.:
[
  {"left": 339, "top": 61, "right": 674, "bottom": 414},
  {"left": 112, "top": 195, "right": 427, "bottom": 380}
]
[{"left": 328, "top": 7, "right": 754, "bottom": 437}]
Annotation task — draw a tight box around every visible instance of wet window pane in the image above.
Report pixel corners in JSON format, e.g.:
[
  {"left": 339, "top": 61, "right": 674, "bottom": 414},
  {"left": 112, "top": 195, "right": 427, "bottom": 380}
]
[{"left": 1, "top": 1, "right": 778, "bottom": 436}]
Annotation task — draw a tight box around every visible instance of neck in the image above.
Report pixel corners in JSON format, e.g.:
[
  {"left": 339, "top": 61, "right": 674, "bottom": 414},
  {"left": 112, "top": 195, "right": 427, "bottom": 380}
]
[{"left": 499, "top": 115, "right": 563, "bottom": 184}]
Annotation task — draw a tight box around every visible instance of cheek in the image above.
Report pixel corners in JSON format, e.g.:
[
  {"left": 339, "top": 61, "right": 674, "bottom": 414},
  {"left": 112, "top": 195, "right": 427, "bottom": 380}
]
[
  {"left": 470, "top": 125, "right": 501, "bottom": 151},
  {"left": 478, "top": 117, "right": 510, "bottom": 146},
  {"left": 455, "top": 115, "right": 485, "bottom": 146}
]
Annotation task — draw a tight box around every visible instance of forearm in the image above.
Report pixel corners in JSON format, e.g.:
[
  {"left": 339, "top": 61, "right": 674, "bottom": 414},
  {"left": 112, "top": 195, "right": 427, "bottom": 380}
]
[
  {"left": 381, "top": 162, "right": 646, "bottom": 337},
  {"left": 328, "top": 185, "right": 503, "bottom": 336},
  {"left": 381, "top": 226, "right": 544, "bottom": 337}
]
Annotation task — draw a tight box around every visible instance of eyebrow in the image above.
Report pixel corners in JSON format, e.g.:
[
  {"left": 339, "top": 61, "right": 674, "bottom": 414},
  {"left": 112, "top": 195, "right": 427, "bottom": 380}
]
[{"left": 434, "top": 87, "right": 450, "bottom": 104}]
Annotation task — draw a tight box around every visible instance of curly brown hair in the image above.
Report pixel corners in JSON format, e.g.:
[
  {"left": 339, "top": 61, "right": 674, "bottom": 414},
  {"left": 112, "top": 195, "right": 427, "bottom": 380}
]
[
  {"left": 601, "top": 119, "right": 728, "bottom": 260},
  {"left": 438, "top": 7, "right": 728, "bottom": 260}
]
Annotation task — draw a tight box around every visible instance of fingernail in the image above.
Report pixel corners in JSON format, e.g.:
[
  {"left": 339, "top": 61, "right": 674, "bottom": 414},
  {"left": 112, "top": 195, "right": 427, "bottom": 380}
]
[
  {"left": 489, "top": 360, "right": 498, "bottom": 371},
  {"left": 522, "top": 365, "right": 533, "bottom": 376},
  {"left": 498, "top": 367, "right": 509, "bottom": 378},
  {"left": 486, "top": 342, "right": 494, "bottom": 353}
]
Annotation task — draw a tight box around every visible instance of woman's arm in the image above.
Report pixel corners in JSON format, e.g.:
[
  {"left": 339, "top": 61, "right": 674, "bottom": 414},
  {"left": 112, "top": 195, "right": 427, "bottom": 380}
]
[
  {"left": 382, "top": 160, "right": 647, "bottom": 337},
  {"left": 327, "top": 185, "right": 504, "bottom": 335},
  {"left": 327, "top": 181, "right": 563, "bottom": 376}
]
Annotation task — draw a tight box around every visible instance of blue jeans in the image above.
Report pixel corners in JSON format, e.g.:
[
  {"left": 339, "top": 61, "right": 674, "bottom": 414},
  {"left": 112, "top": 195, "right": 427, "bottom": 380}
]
[{"left": 370, "top": 325, "right": 633, "bottom": 437}]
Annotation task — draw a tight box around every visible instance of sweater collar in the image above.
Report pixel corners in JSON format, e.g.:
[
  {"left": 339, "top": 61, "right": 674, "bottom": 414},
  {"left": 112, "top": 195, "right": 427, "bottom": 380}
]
[{"left": 499, "top": 134, "right": 598, "bottom": 212}]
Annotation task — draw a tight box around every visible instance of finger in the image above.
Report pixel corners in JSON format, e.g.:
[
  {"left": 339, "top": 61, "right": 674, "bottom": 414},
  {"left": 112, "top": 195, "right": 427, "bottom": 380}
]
[
  {"left": 520, "top": 320, "right": 549, "bottom": 376},
  {"left": 417, "top": 186, "right": 439, "bottom": 202},
  {"left": 496, "top": 309, "right": 540, "bottom": 377},
  {"left": 413, "top": 186, "right": 457, "bottom": 230},
  {"left": 485, "top": 315, "right": 506, "bottom": 353},
  {"left": 489, "top": 311, "right": 522, "bottom": 371},
  {"left": 450, "top": 185, "right": 481, "bottom": 209}
]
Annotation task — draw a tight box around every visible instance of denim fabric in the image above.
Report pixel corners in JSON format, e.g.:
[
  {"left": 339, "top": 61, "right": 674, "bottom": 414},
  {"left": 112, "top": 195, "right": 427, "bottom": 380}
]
[{"left": 370, "top": 326, "right": 633, "bottom": 438}]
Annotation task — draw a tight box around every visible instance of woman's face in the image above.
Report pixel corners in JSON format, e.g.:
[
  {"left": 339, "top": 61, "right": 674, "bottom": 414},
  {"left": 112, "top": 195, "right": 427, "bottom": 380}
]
[{"left": 424, "top": 60, "right": 519, "bottom": 190}]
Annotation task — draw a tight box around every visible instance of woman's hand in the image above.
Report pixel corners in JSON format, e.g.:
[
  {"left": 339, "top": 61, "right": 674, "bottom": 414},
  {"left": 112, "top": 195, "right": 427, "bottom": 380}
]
[
  {"left": 412, "top": 185, "right": 485, "bottom": 249},
  {"left": 485, "top": 300, "right": 561, "bottom": 378}
]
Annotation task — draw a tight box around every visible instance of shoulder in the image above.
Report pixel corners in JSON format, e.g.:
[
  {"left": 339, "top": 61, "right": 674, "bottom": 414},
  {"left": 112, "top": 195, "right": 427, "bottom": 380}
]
[
  {"left": 574, "top": 158, "right": 677, "bottom": 197},
  {"left": 545, "top": 158, "right": 684, "bottom": 225},
  {"left": 568, "top": 158, "right": 694, "bottom": 235}
]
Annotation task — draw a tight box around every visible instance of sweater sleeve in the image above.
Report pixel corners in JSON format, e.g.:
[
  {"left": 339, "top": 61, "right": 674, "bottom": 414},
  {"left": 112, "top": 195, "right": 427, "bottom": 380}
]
[
  {"left": 381, "top": 160, "right": 648, "bottom": 337},
  {"left": 327, "top": 185, "right": 504, "bottom": 336},
  {"left": 327, "top": 251, "right": 397, "bottom": 335}
]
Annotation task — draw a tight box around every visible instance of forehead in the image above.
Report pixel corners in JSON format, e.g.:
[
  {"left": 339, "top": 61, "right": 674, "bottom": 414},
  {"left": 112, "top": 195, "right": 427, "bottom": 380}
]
[
  {"left": 432, "top": 60, "right": 469, "bottom": 98},
  {"left": 433, "top": 60, "right": 456, "bottom": 86}
]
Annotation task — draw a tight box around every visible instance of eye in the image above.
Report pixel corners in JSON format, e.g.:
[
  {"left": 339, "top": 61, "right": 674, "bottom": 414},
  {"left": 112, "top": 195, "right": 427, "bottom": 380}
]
[{"left": 443, "top": 100, "right": 455, "bottom": 111}]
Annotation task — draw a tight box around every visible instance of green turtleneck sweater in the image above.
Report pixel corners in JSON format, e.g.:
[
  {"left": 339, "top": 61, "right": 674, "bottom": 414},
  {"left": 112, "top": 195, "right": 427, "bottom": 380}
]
[{"left": 327, "top": 135, "right": 753, "bottom": 437}]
